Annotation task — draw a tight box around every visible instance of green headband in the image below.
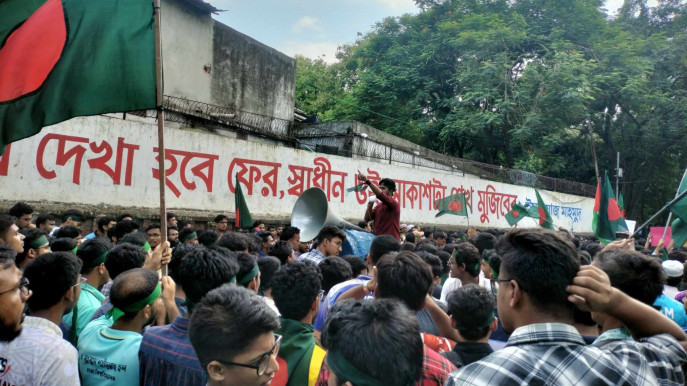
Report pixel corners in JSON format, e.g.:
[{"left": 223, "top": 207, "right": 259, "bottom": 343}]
[
  {"left": 238, "top": 264, "right": 259, "bottom": 285},
  {"left": 142, "top": 241, "right": 151, "bottom": 253},
  {"left": 180, "top": 231, "right": 197, "bottom": 242},
  {"left": 28, "top": 235, "right": 49, "bottom": 249},
  {"left": 453, "top": 249, "right": 479, "bottom": 272},
  {"left": 65, "top": 215, "right": 83, "bottom": 223},
  {"left": 107, "top": 282, "right": 162, "bottom": 323},
  {"left": 326, "top": 351, "right": 384, "bottom": 386}
]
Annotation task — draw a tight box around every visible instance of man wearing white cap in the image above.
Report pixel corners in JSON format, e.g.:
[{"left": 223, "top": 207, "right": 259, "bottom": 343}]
[
  {"left": 653, "top": 259, "right": 687, "bottom": 328},
  {"left": 662, "top": 260, "right": 684, "bottom": 300}
]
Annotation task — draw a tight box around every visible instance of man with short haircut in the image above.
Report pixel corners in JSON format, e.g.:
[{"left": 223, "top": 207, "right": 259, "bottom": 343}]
[
  {"left": 441, "top": 243, "right": 483, "bottom": 303},
  {"left": 258, "top": 256, "right": 281, "bottom": 315},
  {"left": 236, "top": 252, "right": 261, "bottom": 292},
  {"left": 111, "top": 220, "right": 140, "bottom": 244},
  {"left": 79, "top": 269, "right": 170, "bottom": 385},
  {"left": 8, "top": 202, "right": 33, "bottom": 230},
  {"left": 321, "top": 299, "right": 424, "bottom": 386},
  {"left": 258, "top": 231, "right": 275, "bottom": 258},
  {"left": 443, "top": 285, "right": 496, "bottom": 367},
  {"left": 313, "top": 234, "right": 400, "bottom": 332},
  {"left": 654, "top": 259, "right": 687, "bottom": 327},
  {"left": 167, "top": 212, "right": 177, "bottom": 227},
  {"left": 214, "top": 215, "right": 229, "bottom": 236},
  {"left": 358, "top": 172, "right": 401, "bottom": 241},
  {"left": 253, "top": 220, "right": 266, "bottom": 232},
  {"left": 62, "top": 237, "right": 112, "bottom": 343},
  {"left": 270, "top": 240, "right": 296, "bottom": 265},
  {"left": 15, "top": 228, "right": 50, "bottom": 270},
  {"left": 167, "top": 225, "right": 180, "bottom": 248},
  {"left": 218, "top": 232, "right": 251, "bottom": 252},
  {"left": 0, "top": 252, "right": 80, "bottom": 385},
  {"left": 139, "top": 246, "right": 239, "bottom": 386},
  {"left": 0, "top": 245, "right": 30, "bottom": 344},
  {"left": 189, "top": 285, "right": 282, "bottom": 386},
  {"left": 341, "top": 255, "right": 368, "bottom": 277},
  {"left": 84, "top": 215, "right": 116, "bottom": 240},
  {"left": 145, "top": 223, "right": 163, "bottom": 249},
  {"left": 298, "top": 225, "right": 346, "bottom": 265},
  {"left": 271, "top": 261, "right": 326, "bottom": 386},
  {"left": 434, "top": 232, "right": 447, "bottom": 248},
  {"left": 280, "top": 226, "right": 301, "bottom": 258},
  {"left": 319, "top": 256, "right": 352, "bottom": 295},
  {"left": 446, "top": 228, "right": 687, "bottom": 385},
  {"left": 0, "top": 214, "right": 24, "bottom": 253},
  {"left": 662, "top": 259, "right": 683, "bottom": 300},
  {"left": 35, "top": 213, "right": 56, "bottom": 235},
  {"left": 50, "top": 209, "right": 85, "bottom": 237},
  {"left": 179, "top": 227, "right": 199, "bottom": 244},
  {"left": 54, "top": 225, "right": 81, "bottom": 240}
]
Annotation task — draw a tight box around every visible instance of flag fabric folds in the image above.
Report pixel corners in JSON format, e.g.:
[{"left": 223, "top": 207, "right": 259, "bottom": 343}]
[
  {"left": 593, "top": 173, "right": 628, "bottom": 244},
  {"left": 235, "top": 175, "right": 253, "bottom": 229},
  {"left": 505, "top": 203, "right": 530, "bottom": 226},
  {"left": 670, "top": 172, "right": 687, "bottom": 248},
  {"left": 434, "top": 193, "right": 469, "bottom": 218},
  {"left": 534, "top": 189, "right": 555, "bottom": 230},
  {"left": 0, "top": 0, "right": 156, "bottom": 152}
]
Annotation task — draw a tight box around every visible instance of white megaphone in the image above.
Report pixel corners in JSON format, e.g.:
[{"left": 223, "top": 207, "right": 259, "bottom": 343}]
[{"left": 291, "top": 187, "right": 365, "bottom": 242}]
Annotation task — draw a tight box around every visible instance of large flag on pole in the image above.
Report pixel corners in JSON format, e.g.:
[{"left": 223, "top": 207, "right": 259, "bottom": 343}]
[
  {"left": 235, "top": 175, "right": 253, "bottom": 229},
  {"left": 0, "top": 0, "right": 157, "bottom": 153},
  {"left": 534, "top": 189, "right": 556, "bottom": 230},
  {"left": 505, "top": 202, "right": 531, "bottom": 226},
  {"left": 593, "top": 173, "right": 628, "bottom": 244},
  {"left": 671, "top": 171, "right": 687, "bottom": 248},
  {"left": 434, "top": 193, "right": 469, "bottom": 218}
]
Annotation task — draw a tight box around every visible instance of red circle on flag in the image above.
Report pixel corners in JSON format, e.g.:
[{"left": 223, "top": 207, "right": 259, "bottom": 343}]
[
  {"left": 538, "top": 207, "right": 546, "bottom": 225},
  {"left": 512, "top": 210, "right": 519, "bottom": 217},
  {"left": 0, "top": 0, "right": 67, "bottom": 102},
  {"left": 448, "top": 200, "right": 459, "bottom": 211}
]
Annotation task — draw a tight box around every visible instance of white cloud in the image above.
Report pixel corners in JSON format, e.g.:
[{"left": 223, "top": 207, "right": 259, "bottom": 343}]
[
  {"left": 372, "top": 0, "right": 417, "bottom": 11},
  {"left": 281, "top": 41, "right": 341, "bottom": 63},
  {"left": 292, "top": 16, "right": 324, "bottom": 33}
]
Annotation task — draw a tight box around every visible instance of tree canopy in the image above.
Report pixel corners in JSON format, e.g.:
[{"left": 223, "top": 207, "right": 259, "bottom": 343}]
[{"left": 294, "top": 0, "right": 687, "bottom": 221}]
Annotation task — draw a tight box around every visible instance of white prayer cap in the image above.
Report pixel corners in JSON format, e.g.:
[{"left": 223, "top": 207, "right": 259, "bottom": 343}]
[{"left": 662, "top": 260, "right": 684, "bottom": 278}]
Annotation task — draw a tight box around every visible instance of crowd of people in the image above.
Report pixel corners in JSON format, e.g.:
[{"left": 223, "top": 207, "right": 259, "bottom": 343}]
[{"left": 0, "top": 200, "right": 687, "bottom": 385}]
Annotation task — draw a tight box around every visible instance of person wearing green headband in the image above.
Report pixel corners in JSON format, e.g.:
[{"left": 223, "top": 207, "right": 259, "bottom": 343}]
[
  {"left": 448, "top": 243, "right": 481, "bottom": 287},
  {"left": 236, "top": 252, "right": 261, "bottom": 293},
  {"left": 322, "top": 298, "right": 424, "bottom": 386},
  {"left": 49, "top": 209, "right": 85, "bottom": 238},
  {"left": 78, "top": 268, "right": 166, "bottom": 386},
  {"left": 179, "top": 228, "right": 199, "bottom": 245},
  {"left": 15, "top": 228, "right": 51, "bottom": 270}
]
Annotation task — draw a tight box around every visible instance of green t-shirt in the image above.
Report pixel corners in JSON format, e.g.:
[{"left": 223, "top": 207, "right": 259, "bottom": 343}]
[
  {"left": 77, "top": 316, "right": 142, "bottom": 386},
  {"left": 62, "top": 283, "right": 105, "bottom": 342}
]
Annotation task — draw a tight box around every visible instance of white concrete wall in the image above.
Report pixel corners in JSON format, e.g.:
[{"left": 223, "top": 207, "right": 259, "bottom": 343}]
[{"left": 0, "top": 115, "right": 592, "bottom": 232}]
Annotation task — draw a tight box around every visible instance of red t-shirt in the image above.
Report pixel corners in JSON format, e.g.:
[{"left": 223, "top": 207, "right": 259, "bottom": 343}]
[{"left": 370, "top": 191, "right": 401, "bottom": 241}]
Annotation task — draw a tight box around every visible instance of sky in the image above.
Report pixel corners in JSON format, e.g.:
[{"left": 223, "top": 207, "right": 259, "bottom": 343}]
[{"left": 213, "top": 0, "right": 627, "bottom": 63}]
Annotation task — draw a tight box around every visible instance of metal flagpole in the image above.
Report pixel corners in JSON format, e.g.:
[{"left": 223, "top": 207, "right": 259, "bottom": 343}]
[
  {"left": 660, "top": 168, "right": 687, "bottom": 244},
  {"left": 631, "top": 188, "right": 687, "bottom": 239},
  {"left": 154, "top": 0, "right": 168, "bottom": 276}
]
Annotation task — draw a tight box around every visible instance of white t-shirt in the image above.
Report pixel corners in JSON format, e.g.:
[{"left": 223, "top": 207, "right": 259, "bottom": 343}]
[
  {"left": 440, "top": 271, "right": 489, "bottom": 302},
  {"left": 0, "top": 316, "right": 79, "bottom": 386}
]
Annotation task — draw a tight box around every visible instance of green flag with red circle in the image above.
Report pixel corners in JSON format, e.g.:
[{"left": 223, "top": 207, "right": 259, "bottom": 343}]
[
  {"left": 535, "top": 189, "right": 556, "bottom": 230},
  {"left": 505, "top": 202, "right": 531, "bottom": 226},
  {"left": 592, "top": 173, "right": 628, "bottom": 244},
  {"left": 435, "top": 193, "right": 469, "bottom": 218}
]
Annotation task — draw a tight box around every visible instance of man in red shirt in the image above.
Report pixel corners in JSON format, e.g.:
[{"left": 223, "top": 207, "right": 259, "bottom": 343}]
[{"left": 358, "top": 172, "right": 401, "bottom": 241}]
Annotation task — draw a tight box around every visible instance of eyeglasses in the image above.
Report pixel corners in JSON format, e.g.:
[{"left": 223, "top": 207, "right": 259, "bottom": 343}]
[
  {"left": 0, "top": 277, "right": 30, "bottom": 297},
  {"left": 494, "top": 278, "right": 513, "bottom": 284},
  {"left": 73, "top": 277, "right": 87, "bottom": 287},
  {"left": 214, "top": 334, "right": 282, "bottom": 376}
]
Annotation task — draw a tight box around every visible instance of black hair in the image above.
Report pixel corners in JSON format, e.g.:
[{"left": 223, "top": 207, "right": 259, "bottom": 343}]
[
  {"left": 669, "top": 250, "right": 687, "bottom": 264},
  {"left": 176, "top": 246, "right": 239, "bottom": 313},
  {"left": 252, "top": 220, "right": 264, "bottom": 228},
  {"left": 257, "top": 231, "right": 272, "bottom": 243},
  {"left": 50, "top": 237, "right": 78, "bottom": 253},
  {"left": 97, "top": 216, "right": 116, "bottom": 233},
  {"left": 217, "top": 232, "right": 250, "bottom": 252},
  {"left": 258, "top": 256, "right": 281, "bottom": 293},
  {"left": 119, "top": 231, "right": 147, "bottom": 247},
  {"left": 341, "top": 255, "right": 367, "bottom": 277},
  {"left": 105, "top": 243, "right": 147, "bottom": 280},
  {"left": 198, "top": 230, "right": 220, "bottom": 247},
  {"left": 416, "top": 239, "right": 439, "bottom": 254},
  {"left": 113, "top": 220, "right": 140, "bottom": 240},
  {"left": 35, "top": 213, "right": 55, "bottom": 227},
  {"left": 422, "top": 228, "right": 433, "bottom": 239},
  {"left": 447, "top": 285, "right": 495, "bottom": 341},
  {"left": 667, "top": 274, "right": 682, "bottom": 288},
  {"left": 54, "top": 225, "right": 80, "bottom": 239},
  {"left": 358, "top": 220, "right": 368, "bottom": 228},
  {"left": 179, "top": 227, "right": 198, "bottom": 243},
  {"left": 436, "top": 250, "right": 451, "bottom": 275},
  {"left": 178, "top": 219, "right": 194, "bottom": 229},
  {"left": 453, "top": 242, "right": 481, "bottom": 277},
  {"left": 315, "top": 225, "right": 346, "bottom": 245},
  {"left": 577, "top": 250, "right": 592, "bottom": 266},
  {"left": 404, "top": 232, "right": 416, "bottom": 243},
  {"left": 9, "top": 202, "right": 33, "bottom": 217},
  {"left": 369, "top": 234, "right": 401, "bottom": 264},
  {"left": 269, "top": 240, "right": 293, "bottom": 265},
  {"left": 319, "top": 256, "right": 352, "bottom": 293},
  {"left": 61, "top": 209, "right": 85, "bottom": 223},
  {"left": 145, "top": 223, "right": 161, "bottom": 233},
  {"left": 581, "top": 241, "right": 603, "bottom": 259},
  {"left": 279, "top": 226, "right": 300, "bottom": 242},
  {"left": 376, "top": 251, "right": 432, "bottom": 311},
  {"left": 594, "top": 249, "right": 664, "bottom": 305},
  {"left": 443, "top": 243, "right": 456, "bottom": 254},
  {"left": 76, "top": 237, "right": 113, "bottom": 274},
  {"left": 23, "top": 252, "right": 81, "bottom": 311},
  {"left": 168, "top": 243, "right": 197, "bottom": 284},
  {"left": 110, "top": 268, "right": 159, "bottom": 321},
  {"left": 271, "top": 261, "right": 322, "bottom": 320},
  {"left": 378, "top": 178, "right": 397, "bottom": 193},
  {"left": 235, "top": 252, "right": 258, "bottom": 288},
  {"left": 189, "top": 285, "right": 280, "bottom": 367},
  {"left": 16, "top": 228, "right": 48, "bottom": 265},
  {"left": 166, "top": 212, "right": 176, "bottom": 221},
  {"left": 496, "top": 228, "right": 580, "bottom": 317},
  {"left": 214, "top": 214, "right": 228, "bottom": 223},
  {"left": 415, "top": 251, "right": 442, "bottom": 278},
  {"left": 472, "top": 232, "right": 496, "bottom": 254},
  {"left": 0, "top": 244, "right": 16, "bottom": 270},
  {"left": 322, "top": 299, "right": 422, "bottom": 386},
  {"left": 116, "top": 213, "right": 133, "bottom": 222},
  {"left": 434, "top": 232, "right": 447, "bottom": 240},
  {"left": 401, "top": 242, "right": 416, "bottom": 251}
]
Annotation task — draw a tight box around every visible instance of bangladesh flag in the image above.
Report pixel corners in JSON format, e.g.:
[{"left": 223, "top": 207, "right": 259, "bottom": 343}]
[
  {"left": 534, "top": 189, "right": 555, "bottom": 230},
  {"left": 618, "top": 192, "right": 626, "bottom": 219},
  {"left": 235, "top": 175, "right": 253, "bottom": 229},
  {"left": 593, "top": 173, "right": 628, "bottom": 244},
  {"left": 0, "top": 0, "right": 156, "bottom": 152},
  {"left": 505, "top": 202, "right": 530, "bottom": 226},
  {"left": 435, "top": 193, "right": 468, "bottom": 218},
  {"left": 670, "top": 171, "right": 687, "bottom": 248},
  {"left": 672, "top": 218, "right": 687, "bottom": 249}
]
